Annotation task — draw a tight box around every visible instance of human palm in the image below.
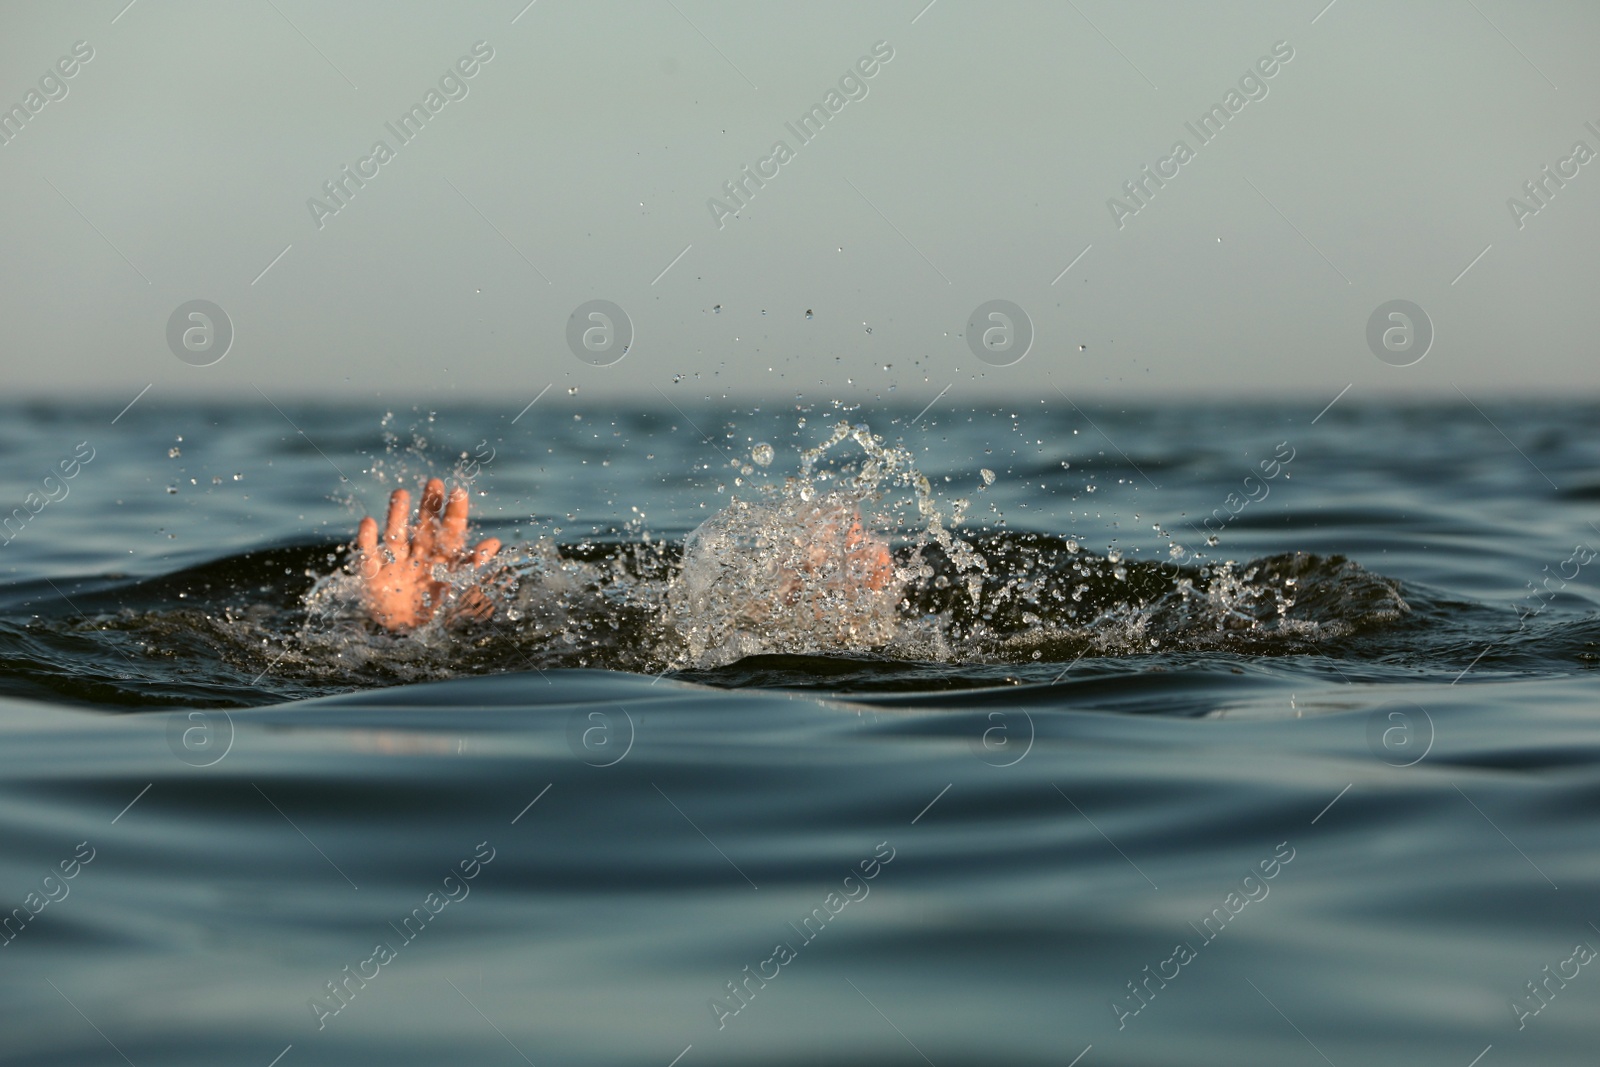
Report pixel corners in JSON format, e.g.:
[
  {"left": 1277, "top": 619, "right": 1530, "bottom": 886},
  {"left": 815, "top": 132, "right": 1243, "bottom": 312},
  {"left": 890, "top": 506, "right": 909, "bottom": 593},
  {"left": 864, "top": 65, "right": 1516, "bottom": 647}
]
[
  {"left": 802, "top": 513, "right": 894, "bottom": 593},
  {"left": 354, "top": 478, "right": 502, "bottom": 630}
]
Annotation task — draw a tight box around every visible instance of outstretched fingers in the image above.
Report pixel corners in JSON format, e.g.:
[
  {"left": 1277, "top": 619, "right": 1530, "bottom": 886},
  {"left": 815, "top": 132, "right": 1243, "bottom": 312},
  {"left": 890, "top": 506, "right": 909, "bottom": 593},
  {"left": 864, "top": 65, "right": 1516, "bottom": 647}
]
[
  {"left": 356, "top": 515, "right": 381, "bottom": 577},
  {"left": 413, "top": 478, "right": 446, "bottom": 559},
  {"left": 470, "top": 538, "right": 501, "bottom": 566},
  {"left": 383, "top": 489, "right": 412, "bottom": 562},
  {"left": 355, "top": 480, "right": 501, "bottom": 631},
  {"left": 444, "top": 540, "right": 504, "bottom": 624},
  {"left": 438, "top": 486, "right": 471, "bottom": 558}
]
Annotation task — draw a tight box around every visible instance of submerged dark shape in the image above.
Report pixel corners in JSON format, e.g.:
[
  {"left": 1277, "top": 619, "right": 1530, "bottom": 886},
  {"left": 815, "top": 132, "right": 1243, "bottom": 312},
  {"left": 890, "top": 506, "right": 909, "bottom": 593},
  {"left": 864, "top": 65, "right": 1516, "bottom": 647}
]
[
  {"left": 904, "top": 532, "right": 1408, "bottom": 651},
  {"left": 1, "top": 527, "right": 1412, "bottom": 709}
]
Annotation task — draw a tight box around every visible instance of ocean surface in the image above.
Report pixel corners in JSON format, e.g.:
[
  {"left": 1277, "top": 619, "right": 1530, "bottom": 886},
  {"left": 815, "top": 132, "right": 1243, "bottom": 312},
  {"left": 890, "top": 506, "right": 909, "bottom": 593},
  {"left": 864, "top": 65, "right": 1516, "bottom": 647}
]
[{"left": 1, "top": 397, "right": 1597, "bottom": 1066}]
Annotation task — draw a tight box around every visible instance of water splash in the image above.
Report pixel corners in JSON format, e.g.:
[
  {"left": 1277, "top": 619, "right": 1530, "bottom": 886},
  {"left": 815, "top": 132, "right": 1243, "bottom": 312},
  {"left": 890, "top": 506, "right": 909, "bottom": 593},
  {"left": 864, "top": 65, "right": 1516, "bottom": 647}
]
[
  {"left": 294, "top": 417, "right": 1412, "bottom": 676},
  {"left": 29, "top": 413, "right": 1412, "bottom": 698},
  {"left": 665, "top": 420, "right": 961, "bottom": 667}
]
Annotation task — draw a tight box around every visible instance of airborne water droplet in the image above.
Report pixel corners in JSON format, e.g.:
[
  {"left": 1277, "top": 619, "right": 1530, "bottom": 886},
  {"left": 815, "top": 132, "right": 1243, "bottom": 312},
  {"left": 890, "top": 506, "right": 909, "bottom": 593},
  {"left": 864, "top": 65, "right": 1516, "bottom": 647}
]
[{"left": 751, "top": 443, "right": 774, "bottom": 467}]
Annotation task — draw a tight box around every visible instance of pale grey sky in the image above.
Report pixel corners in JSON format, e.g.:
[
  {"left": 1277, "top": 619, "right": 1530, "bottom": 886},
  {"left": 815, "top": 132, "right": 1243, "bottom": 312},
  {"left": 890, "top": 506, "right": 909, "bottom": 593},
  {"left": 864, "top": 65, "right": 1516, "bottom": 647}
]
[{"left": 1, "top": 0, "right": 1596, "bottom": 406}]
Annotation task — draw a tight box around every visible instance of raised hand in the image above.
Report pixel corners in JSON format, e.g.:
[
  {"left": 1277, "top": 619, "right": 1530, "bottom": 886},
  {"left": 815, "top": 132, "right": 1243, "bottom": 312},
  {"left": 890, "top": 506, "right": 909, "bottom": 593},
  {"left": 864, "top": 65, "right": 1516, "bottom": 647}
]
[
  {"left": 842, "top": 514, "right": 895, "bottom": 592},
  {"left": 783, "top": 502, "right": 895, "bottom": 602},
  {"left": 354, "top": 478, "right": 502, "bottom": 631}
]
